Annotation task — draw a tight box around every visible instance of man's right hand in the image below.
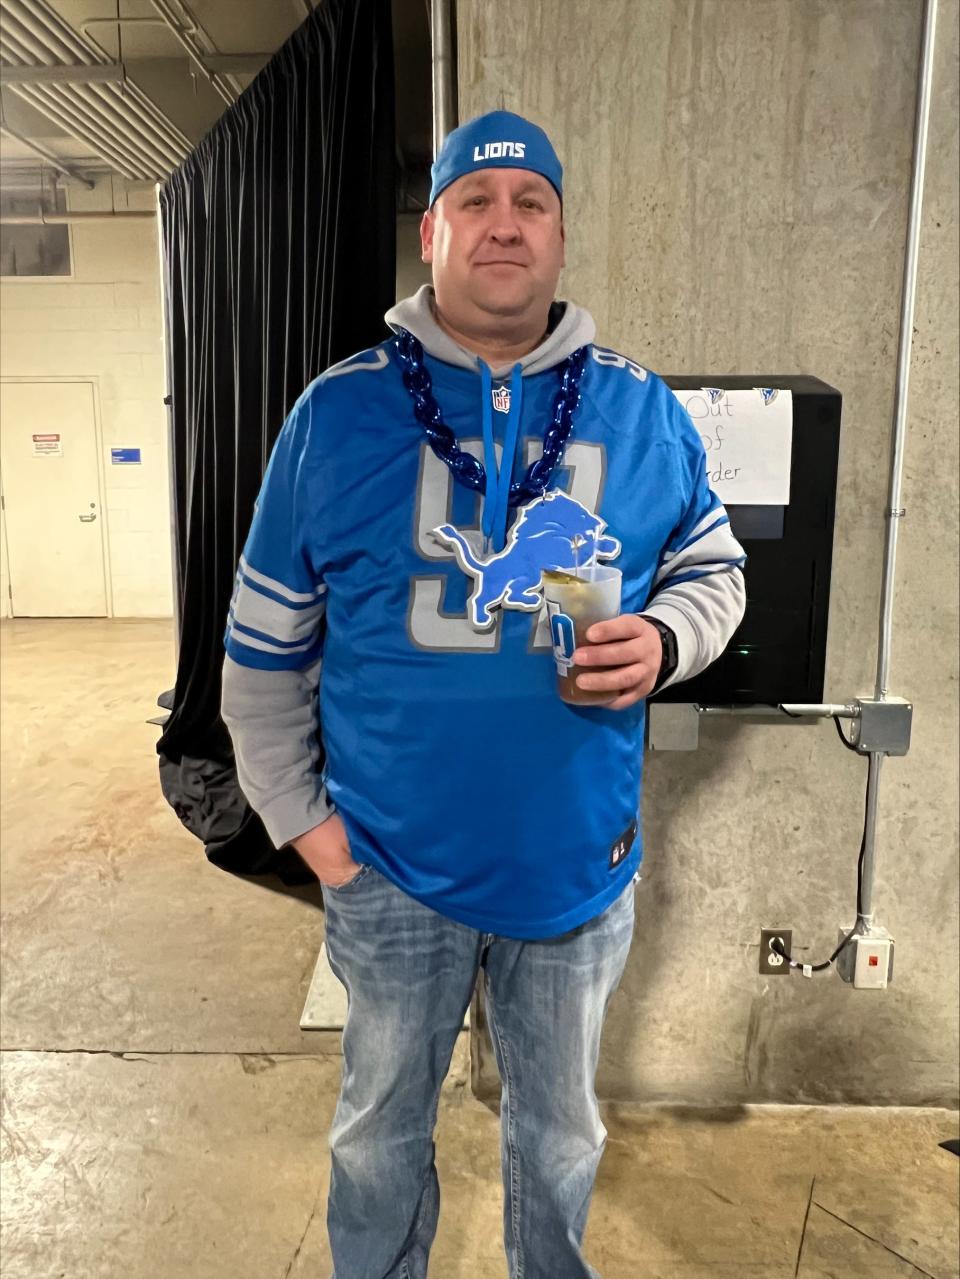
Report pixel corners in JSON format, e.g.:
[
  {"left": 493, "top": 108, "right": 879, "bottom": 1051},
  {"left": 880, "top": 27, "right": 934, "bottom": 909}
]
[{"left": 291, "top": 814, "right": 363, "bottom": 887}]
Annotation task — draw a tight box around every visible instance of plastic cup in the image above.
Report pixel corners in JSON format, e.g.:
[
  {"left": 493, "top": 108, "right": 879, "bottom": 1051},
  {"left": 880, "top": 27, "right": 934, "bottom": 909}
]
[{"left": 542, "top": 565, "right": 623, "bottom": 705}]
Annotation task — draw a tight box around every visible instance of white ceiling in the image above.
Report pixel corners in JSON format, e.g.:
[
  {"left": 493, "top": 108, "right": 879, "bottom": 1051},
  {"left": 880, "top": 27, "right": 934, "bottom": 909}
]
[{"left": 0, "top": 0, "right": 432, "bottom": 193}]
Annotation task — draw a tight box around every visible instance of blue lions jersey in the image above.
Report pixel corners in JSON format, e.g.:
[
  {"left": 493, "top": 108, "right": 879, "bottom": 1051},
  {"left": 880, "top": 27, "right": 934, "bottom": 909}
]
[{"left": 224, "top": 337, "right": 745, "bottom": 939}]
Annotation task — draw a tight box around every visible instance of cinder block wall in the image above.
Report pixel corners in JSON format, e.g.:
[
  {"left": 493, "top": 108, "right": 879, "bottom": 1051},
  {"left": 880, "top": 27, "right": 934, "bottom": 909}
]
[
  {"left": 0, "top": 176, "right": 172, "bottom": 618},
  {"left": 461, "top": 0, "right": 959, "bottom": 1106}
]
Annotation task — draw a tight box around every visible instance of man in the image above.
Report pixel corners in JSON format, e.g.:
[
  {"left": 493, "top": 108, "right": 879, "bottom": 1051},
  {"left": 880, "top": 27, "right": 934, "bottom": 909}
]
[{"left": 222, "top": 111, "right": 745, "bottom": 1279}]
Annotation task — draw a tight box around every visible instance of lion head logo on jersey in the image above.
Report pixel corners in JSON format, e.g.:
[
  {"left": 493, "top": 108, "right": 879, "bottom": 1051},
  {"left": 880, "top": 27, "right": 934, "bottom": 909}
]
[{"left": 431, "top": 490, "right": 621, "bottom": 631}]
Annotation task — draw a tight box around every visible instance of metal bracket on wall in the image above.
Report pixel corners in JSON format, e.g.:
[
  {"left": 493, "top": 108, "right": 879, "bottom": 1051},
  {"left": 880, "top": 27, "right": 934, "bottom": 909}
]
[
  {"left": 647, "top": 703, "right": 701, "bottom": 751},
  {"left": 649, "top": 696, "right": 912, "bottom": 758}
]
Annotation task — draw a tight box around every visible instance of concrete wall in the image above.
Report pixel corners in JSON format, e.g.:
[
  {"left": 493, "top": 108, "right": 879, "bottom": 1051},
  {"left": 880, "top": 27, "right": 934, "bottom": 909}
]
[
  {"left": 461, "top": 0, "right": 959, "bottom": 1106},
  {"left": 0, "top": 177, "right": 173, "bottom": 618},
  {"left": 397, "top": 213, "right": 432, "bottom": 301}
]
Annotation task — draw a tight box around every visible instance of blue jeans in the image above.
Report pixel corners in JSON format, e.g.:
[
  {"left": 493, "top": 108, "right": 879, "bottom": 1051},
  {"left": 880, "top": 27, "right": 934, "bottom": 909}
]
[{"left": 320, "top": 863, "right": 637, "bottom": 1278}]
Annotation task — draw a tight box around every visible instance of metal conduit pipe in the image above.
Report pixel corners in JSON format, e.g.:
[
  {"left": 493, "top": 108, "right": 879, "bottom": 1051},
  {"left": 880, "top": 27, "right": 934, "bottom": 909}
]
[
  {"left": 81, "top": 16, "right": 199, "bottom": 41},
  {"left": 91, "top": 83, "right": 189, "bottom": 167},
  {"left": 25, "top": 81, "right": 155, "bottom": 174},
  {"left": 159, "top": 0, "right": 244, "bottom": 99},
  {"left": 0, "top": 123, "right": 96, "bottom": 187},
  {"left": 2, "top": 2, "right": 77, "bottom": 64},
  {"left": 0, "top": 64, "right": 124, "bottom": 83},
  {"left": 0, "top": 32, "right": 47, "bottom": 68},
  {"left": 60, "top": 85, "right": 172, "bottom": 176},
  {"left": 0, "top": 5, "right": 183, "bottom": 179},
  {"left": 2, "top": 10, "right": 180, "bottom": 177},
  {"left": 23, "top": 92, "right": 142, "bottom": 179},
  {"left": 7, "top": 0, "right": 199, "bottom": 167},
  {"left": 7, "top": 76, "right": 173, "bottom": 177},
  {"left": 875, "top": 0, "right": 938, "bottom": 700},
  {"left": 697, "top": 704, "right": 861, "bottom": 720},
  {"left": 122, "top": 82, "right": 191, "bottom": 156},
  {"left": 430, "top": 0, "right": 456, "bottom": 155},
  {"left": 0, "top": 19, "right": 50, "bottom": 66},
  {"left": 84, "top": 83, "right": 186, "bottom": 169},
  {"left": 0, "top": 22, "right": 47, "bottom": 66},
  {"left": 56, "top": 84, "right": 174, "bottom": 174},
  {"left": 11, "top": 0, "right": 101, "bottom": 65},
  {"left": 4, "top": 6, "right": 87, "bottom": 75},
  {"left": 147, "top": 0, "right": 233, "bottom": 105},
  {"left": 16, "top": 85, "right": 142, "bottom": 178},
  {"left": 1, "top": 211, "right": 155, "bottom": 223},
  {"left": 857, "top": 0, "right": 939, "bottom": 925}
]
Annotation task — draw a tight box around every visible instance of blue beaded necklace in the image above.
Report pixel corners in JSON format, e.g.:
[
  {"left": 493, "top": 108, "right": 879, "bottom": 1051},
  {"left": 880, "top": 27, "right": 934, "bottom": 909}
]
[{"left": 394, "top": 327, "right": 589, "bottom": 512}]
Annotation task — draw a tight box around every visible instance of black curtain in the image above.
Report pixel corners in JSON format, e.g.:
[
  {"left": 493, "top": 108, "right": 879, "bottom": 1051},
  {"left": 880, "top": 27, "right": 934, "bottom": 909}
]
[{"left": 156, "top": 0, "right": 395, "bottom": 883}]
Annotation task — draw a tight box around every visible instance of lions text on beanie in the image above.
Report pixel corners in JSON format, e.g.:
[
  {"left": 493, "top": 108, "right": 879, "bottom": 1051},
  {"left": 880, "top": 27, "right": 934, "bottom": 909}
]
[{"left": 429, "top": 110, "right": 563, "bottom": 207}]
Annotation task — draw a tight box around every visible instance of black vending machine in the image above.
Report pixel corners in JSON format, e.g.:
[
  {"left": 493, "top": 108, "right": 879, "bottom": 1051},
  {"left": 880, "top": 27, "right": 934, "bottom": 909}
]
[{"left": 653, "top": 375, "right": 842, "bottom": 707}]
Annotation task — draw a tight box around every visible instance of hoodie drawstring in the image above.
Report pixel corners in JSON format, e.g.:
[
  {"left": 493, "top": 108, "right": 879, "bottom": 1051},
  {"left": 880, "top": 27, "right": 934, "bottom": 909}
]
[{"left": 479, "top": 361, "right": 525, "bottom": 554}]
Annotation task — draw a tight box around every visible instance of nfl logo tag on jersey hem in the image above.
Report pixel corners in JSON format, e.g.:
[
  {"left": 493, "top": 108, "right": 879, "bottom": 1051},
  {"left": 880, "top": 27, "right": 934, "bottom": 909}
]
[{"left": 609, "top": 820, "right": 637, "bottom": 870}]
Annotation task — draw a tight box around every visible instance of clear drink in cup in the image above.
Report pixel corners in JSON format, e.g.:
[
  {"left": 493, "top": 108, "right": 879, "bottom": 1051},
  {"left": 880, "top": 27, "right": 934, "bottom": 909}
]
[{"left": 542, "top": 565, "right": 623, "bottom": 705}]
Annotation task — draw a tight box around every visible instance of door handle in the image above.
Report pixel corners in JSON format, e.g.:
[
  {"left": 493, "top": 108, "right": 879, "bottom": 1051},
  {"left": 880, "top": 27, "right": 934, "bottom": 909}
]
[{"left": 78, "top": 514, "right": 97, "bottom": 522}]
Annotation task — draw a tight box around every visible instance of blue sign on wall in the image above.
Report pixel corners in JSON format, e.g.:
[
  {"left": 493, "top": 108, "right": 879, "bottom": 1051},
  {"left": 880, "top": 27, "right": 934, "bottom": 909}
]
[{"left": 111, "top": 448, "right": 142, "bottom": 465}]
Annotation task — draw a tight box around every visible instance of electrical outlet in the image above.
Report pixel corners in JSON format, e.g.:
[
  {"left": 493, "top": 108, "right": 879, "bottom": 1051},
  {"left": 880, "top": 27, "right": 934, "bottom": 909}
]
[{"left": 759, "top": 928, "right": 792, "bottom": 975}]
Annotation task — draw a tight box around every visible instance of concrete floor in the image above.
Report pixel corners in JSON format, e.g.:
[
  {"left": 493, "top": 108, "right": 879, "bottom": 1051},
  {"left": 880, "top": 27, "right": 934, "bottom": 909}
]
[{"left": 1, "top": 618, "right": 957, "bottom": 1279}]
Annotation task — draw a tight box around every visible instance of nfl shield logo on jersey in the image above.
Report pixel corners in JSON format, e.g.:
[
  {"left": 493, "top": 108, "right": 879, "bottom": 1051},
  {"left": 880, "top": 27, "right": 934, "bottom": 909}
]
[{"left": 491, "top": 385, "right": 511, "bottom": 413}]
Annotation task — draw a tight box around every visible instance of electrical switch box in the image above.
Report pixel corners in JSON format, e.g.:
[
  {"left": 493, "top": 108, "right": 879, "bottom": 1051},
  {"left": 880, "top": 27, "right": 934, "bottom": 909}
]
[{"left": 836, "top": 927, "right": 895, "bottom": 989}]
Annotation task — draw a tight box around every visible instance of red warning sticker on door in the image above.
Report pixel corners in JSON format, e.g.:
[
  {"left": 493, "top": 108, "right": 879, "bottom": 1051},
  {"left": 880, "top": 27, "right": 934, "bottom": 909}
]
[{"left": 32, "top": 434, "right": 62, "bottom": 457}]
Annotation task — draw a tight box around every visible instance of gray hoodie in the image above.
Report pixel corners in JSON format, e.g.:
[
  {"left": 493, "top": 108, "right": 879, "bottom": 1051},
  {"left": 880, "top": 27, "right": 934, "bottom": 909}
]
[{"left": 385, "top": 283, "right": 596, "bottom": 378}]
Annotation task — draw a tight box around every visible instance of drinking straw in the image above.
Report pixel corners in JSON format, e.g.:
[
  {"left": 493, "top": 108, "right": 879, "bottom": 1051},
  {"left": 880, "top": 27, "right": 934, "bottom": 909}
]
[{"left": 571, "top": 534, "right": 585, "bottom": 578}]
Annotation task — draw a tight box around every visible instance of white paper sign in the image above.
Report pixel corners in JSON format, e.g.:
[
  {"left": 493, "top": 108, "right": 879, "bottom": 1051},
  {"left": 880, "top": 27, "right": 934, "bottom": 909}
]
[{"left": 671, "top": 387, "right": 793, "bottom": 505}]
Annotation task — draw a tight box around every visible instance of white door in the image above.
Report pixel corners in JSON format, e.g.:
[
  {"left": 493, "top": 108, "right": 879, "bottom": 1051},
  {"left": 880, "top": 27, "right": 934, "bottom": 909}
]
[{"left": 0, "top": 381, "right": 108, "bottom": 617}]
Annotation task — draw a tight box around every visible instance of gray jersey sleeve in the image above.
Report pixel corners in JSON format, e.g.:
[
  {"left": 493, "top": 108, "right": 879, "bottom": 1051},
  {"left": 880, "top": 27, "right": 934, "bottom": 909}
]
[
  {"left": 221, "top": 654, "right": 335, "bottom": 849},
  {"left": 642, "top": 563, "right": 746, "bottom": 690}
]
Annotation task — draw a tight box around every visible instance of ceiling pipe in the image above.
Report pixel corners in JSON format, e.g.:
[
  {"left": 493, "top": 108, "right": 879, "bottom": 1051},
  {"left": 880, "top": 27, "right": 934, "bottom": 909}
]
[
  {"left": 80, "top": 17, "right": 198, "bottom": 41},
  {"left": 17, "top": 84, "right": 144, "bottom": 177},
  {"left": 6, "top": 0, "right": 190, "bottom": 172},
  {"left": 1, "top": 55, "right": 271, "bottom": 83},
  {"left": 7, "top": 74, "right": 185, "bottom": 176},
  {"left": 0, "top": 22, "right": 45, "bottom": 65},
  {"left": 121, "top": 80, "right": 191, "bottom": 156},
  {"left": 146, "top": 0, "right": 234, "bottom": 106},
  {"left": 0, "top": 63, "right": 122, "bottom": 84},
  {"left": 83, "top": 83, "right": 185, "bottom": 169},
  {"left": 430, "top": 0, "right": 457, "bottom": 157},
  {"left": 2, "top": 2, "right": 74, "bottom": 63},
  {"left": 1, "top": 210, "right": 154, "bottom": 223},
  {"left": 24, "top": 81, "right": 153, "bottom": 174},
  {"left": 57, "top": 82, "right": 179, "bottom": 173},
  {"left": 0, "top": 122, "right": 96, "bottom": 187},
  {"left": 8, "top": 0, "right": 98, "bottom": 65}
]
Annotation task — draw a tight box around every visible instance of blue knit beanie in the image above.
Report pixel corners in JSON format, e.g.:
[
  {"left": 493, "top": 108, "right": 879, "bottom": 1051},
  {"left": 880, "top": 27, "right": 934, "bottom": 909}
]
[{"left": 429, "top": 110, "right": 563, "bottom": 208}]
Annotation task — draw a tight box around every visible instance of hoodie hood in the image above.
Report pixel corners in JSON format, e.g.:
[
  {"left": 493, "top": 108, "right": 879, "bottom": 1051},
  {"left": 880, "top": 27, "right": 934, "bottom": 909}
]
[
  {"left": 385, "top": 284, "right": 596, "bottom": 380},
  {"left": 385, "top": 285, "right": 597, "bottom": 555}
]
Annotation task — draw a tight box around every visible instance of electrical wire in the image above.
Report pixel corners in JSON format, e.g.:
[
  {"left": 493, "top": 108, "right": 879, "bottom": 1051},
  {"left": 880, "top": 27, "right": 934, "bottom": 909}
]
[
  {"left": 833, "top": 715, "right": 861, "bottom": 753},
  {"left": 768, "top": 706, "right": 868, "bottom": 976}
]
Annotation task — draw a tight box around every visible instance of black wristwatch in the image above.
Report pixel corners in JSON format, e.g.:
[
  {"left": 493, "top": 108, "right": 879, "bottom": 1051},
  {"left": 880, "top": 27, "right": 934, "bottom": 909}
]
[{"left": 639, "top": 616, "right": 678, "bottom": 691}]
